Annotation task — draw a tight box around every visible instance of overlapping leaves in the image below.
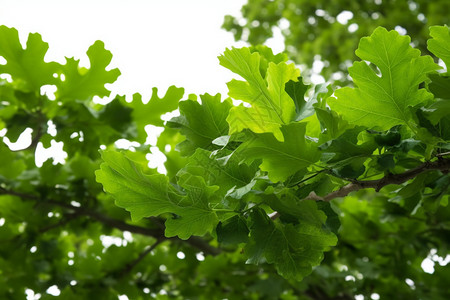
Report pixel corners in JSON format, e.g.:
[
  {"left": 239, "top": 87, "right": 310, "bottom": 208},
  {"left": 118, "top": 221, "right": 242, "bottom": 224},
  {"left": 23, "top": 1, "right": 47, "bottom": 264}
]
[{"left": 92, "top": 25, "right": 450, "bottom": 285}]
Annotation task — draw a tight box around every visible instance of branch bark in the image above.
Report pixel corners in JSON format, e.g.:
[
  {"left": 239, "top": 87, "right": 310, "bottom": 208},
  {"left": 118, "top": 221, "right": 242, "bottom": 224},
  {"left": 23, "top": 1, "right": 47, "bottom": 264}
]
[{"left": 311, "top": 158, "right": 450, "bottom": 202}]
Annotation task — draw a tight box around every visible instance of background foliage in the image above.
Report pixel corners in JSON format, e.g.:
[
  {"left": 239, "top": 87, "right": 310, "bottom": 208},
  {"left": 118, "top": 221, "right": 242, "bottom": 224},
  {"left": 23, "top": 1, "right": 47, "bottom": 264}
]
[
  {"left": 223, "top": 0, "right": 450, "bottom": 81},
  {"left": 0, "top": 3, "right": 450, "bottom": 300}
]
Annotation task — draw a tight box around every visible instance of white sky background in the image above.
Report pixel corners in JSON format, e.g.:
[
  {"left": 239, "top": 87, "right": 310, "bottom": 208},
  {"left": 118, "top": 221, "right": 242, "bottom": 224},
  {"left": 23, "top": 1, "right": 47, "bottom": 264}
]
[
  {"left": 0, "top": 0, "right": 258, "bottom": 98},
  {"left": 0, "top": 0, "right": 287, "bottom": 164}
]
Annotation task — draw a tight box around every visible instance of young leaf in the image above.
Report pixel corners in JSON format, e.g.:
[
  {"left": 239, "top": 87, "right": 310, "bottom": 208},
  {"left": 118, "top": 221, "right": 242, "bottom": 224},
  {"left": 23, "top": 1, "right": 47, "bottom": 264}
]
[
  {"left": 56, "top": 41, "right": 120, "bottom": 101},
  {"left": 219, "top": 47, "right": 299, "bottom": 140},
  {"left": 126, "top": 86, "right": 184, "bottom": 143},
  {"left": 329, "top": 27, "right": 439, "bottom": 130},
  {"left": 0, "top": 26, "right": 59, "bottom": 92}
]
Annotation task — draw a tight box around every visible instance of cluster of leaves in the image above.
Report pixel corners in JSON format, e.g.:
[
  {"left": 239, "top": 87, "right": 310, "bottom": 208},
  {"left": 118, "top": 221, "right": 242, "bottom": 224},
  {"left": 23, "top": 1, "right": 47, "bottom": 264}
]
[
  {"left": 223, "top": 0, "right": 450, "bottom": 81},
  {"left": 1, "top": 22, "right": 450, "bottom": 300}
]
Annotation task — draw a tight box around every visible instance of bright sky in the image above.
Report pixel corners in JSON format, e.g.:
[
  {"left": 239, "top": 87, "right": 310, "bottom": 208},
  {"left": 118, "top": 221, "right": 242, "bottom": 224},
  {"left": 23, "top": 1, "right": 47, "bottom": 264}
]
[{"left": 0, "top": 0, "right": 257, "bottom": 98}]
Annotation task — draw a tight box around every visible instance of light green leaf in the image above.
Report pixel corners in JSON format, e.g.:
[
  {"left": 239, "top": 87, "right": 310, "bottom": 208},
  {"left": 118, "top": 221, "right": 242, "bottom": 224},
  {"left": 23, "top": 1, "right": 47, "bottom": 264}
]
[
  {"left": 95, "top": 151, "right": 218, "bottom": 239},
  {"left": 56, "top": 41, "right": 120, "bottom": 101},
  {"left": 167, "top": 93, "right": 232, "bottom": 155},
  {"left": 219, "top": 47, "right": 300, "bottom": 140},
  {"left": 428, "top": 25, "right": 450, "bottom": 71},
  {"left": 237, "top": 122, "right": 320, "bottom": 182},
  {"left": 329, "top": 27, "right": 439, "bottom": 130},
  {"left": 126, "top": 86, "right": 184, "bottom": 142},
  {"left": 0, "top": 26, "right": 59, "bottom": 92}
]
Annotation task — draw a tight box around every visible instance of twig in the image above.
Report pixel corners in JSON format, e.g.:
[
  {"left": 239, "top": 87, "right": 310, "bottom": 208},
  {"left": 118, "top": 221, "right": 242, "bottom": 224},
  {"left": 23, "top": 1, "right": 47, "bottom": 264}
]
[
  {"left": 311, "top": 158, "right": 450, "bottom": 202},
  {"left": 436, "top": 151, "right": 450, "bottom": 157}
]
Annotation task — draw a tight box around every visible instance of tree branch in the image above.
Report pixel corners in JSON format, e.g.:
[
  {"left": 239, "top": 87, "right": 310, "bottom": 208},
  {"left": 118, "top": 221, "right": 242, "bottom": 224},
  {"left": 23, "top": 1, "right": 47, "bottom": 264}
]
[
  {"left": 0, "top": 187, "right": 221, "bottom": 256},
  {"left": 311, "top": 158, "right": 450, "bottom": 202}
]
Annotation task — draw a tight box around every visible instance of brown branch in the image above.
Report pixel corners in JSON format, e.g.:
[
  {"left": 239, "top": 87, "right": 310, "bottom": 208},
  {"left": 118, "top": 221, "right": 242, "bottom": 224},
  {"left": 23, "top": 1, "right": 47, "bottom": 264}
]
[
  {"left": 0, "top": 187, "right": 221, "bottom": 256},
  {"left": 311, "top": 158, "right": 450, "bottom": 202}
]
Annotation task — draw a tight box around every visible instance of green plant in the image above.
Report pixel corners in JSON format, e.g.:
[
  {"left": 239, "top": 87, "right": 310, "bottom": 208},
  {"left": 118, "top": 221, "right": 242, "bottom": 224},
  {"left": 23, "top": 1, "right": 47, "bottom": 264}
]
[{"left": 1, "top": 24, "right": 449, "bottom": 299}]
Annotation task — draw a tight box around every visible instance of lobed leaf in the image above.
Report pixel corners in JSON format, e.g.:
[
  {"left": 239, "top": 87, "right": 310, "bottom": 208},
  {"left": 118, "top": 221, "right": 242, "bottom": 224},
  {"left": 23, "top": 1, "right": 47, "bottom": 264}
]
[
  {"left": 167, "top": 93, "right": 232, "bottom": 155},
  {"left": 177, "top": 148, "right": 257, "bottom": 196},
  {"left": 329, "top": 27, "right": 439, "bottom": 130},
  {"left": 219, "top": 47, "right": 299, "bottom": 140},
  {"left": 125, "top": 86, "right": 184, "bottom": 143},
  {"left": 56, "top": 41, "right": 120, "bottom": 101},
  {"left": 95, "top": 151, "right": 218, "bottom": 239},
  {"left": 0, "top": 26, "right": 59, "bottom": 92},
  {"left": 245, "top": 207, "right": 337, "bottom": 281},
  {"left": 428, "top": 25, "right": 450, "bottom": 71}
]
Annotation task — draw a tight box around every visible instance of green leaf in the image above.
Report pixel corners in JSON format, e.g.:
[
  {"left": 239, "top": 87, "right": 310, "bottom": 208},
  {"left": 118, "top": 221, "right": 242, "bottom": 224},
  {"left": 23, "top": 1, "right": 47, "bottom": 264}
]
[
  {"left": 428, "top": 25, "right": 450, "bottom": 71},
  {"left": 315, "top": 107, "right": 349, "bottom": 141},
  {"left": 167, "top": 93, "right": 232, "bottom": 155},
  {"left": 370, "top": 126, "right": 402, "bottom": 147},
  {"left": 320, "top": 127, "right": 376, "bottom": 163},
  {"left": 56, "top": 41, "right": 120, "bottom": 101},
  {"left": 177, "top": 148, "right": 257, "bottom": 196},
  {"left": 0, "top": 26, "right": 59, "bottom": 92},
  {"left": 245, "top": 207, "right": 337, "bottom": 281},
  {"left": 96, "top": 151, "right": 179, "bottom": 220},
  {"left": 237, "top": 122, "right": 320, "bottom": 182},
  {"left": 329, "top": 27, "right": 439, "bottom": 130},
  {"left": 219, "top": 47, "right": 299, "bottom": 140},
  {"left": 428, "top": 74, "right": 450, "bottom": 99},
  {"left": 249, "top": 45, "right": 288, "bottom": 78},
  {"left": 216, "top": 215, "right": 249, "bottom": 244},
  {"left": 0, "top": 142, "right": 26, "bottom": 179},
  {"left": 126, "top": 86, "right": 184, "bottom": 142},
  {"left": 316, "top": 201, "right": 341, "bottom": 235},
  {"left": 95, "top": 151, "right": 218, "bottom": 239},
  {"left": 285, "top": 76, "right": 310, "bottom": 120},
  {"left": 165, "top": 174, "right": 220, "bottom": 239},
  {"left": 285, "top": 79, "right": 333, "bottom": 123},
  {"left": 98, "top": 97, "right": 133, "bottom": 134}
]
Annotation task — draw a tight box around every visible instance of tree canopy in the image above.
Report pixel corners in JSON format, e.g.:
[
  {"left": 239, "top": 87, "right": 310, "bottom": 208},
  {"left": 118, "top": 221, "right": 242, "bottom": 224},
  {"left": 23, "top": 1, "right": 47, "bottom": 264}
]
[
  {"left": 1, "top": 13, "right": 450, "bottom": 300},
  {"left": 223, "top": 0, "right": 450, "bottom": 81}
]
